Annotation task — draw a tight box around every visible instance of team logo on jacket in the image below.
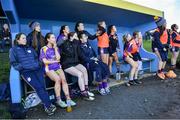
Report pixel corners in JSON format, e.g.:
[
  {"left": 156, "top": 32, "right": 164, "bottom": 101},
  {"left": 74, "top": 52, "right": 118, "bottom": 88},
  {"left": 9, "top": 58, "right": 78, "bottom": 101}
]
[
  {"left": 27, "top": 50, "right": 32, "bottom": 53},
  {"left": 27, "top": 77, "right": 31, "bottom": 82}
]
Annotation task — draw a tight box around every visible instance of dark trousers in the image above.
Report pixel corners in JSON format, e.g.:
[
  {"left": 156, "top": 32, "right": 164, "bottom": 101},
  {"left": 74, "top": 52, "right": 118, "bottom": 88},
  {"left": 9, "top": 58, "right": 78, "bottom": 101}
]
[
  {"left": 87, "top": 60, "right": 110, "bottom": 82},
  {"left": 159, "top": 50, "right": 168, "bottom": 62},
  {"left": 21, "top": 69, "right": 51, "bottom": 108}
]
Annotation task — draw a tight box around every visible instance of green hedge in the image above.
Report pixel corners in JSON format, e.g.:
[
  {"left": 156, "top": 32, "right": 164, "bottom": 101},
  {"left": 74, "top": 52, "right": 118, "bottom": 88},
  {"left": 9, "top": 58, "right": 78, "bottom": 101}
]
[{"left": 0, "top": 52, "right": 10, "bottom": 83}]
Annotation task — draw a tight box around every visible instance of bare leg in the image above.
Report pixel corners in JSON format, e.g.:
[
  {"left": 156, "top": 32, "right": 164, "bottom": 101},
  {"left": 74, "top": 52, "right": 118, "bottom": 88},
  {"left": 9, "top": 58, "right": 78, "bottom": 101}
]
[
  {"left": 75, "top": 64, "right": 88, "bottom": 86},
  {"left": 101, "top": 53, "right": 109, "bottom": 65},
  {"left": 57, "top": 69, "right": 71, "bottom": 100},
  {"left": 154, "top": 50, "right": 163, "bottom": 70},
  {"left": 112, "top": 52, "right": 120, "bottom": 71},
  {"left": 134, "top": 61, "right": 139, "bottom": 79},
  {"left": 171, "top": 51, "right": 179, "bottom": 67},
  {"left": 125, "top": 56, "right": 138, "bottom": 81},
  {"left": 46, "top": 70, "right": 61, "bottom": 98},
  {"left": 65, "top": 67, "right": 85, "bottom": 91},
  {"left": 108, "top": 57, "right": 113, "bottom": 74}
]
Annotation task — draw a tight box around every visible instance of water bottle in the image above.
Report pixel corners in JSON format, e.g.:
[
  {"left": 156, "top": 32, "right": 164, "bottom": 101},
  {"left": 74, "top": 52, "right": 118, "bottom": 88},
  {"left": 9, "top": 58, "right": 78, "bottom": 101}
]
[
  {"left": 116, "top": 66, "right": 121, "bottom": 80},
  {"left": 66, "top": 100, "right": 72, "bottom": 112},
  {"left": 116, "top": 71, "right": 121, "bottom": 80},
  {"left": 66, "top": 106, "right": 72, "bottom": 112}
]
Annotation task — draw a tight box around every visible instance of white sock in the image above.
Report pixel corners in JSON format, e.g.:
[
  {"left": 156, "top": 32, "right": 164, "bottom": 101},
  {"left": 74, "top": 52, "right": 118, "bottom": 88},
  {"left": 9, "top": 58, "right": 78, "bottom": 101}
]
[
  {"left": 129, "top": 76, "right": 134, "bottom": 81},
  {"left": 66, "top": 99, "right": 71, "bottom": 106}
]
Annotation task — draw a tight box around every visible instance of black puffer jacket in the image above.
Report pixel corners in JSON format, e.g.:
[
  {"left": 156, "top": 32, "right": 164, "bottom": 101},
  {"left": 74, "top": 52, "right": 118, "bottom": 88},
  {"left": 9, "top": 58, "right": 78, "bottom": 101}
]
[{"left": 60, "top": 39, "right": 82, "bottom": 69}]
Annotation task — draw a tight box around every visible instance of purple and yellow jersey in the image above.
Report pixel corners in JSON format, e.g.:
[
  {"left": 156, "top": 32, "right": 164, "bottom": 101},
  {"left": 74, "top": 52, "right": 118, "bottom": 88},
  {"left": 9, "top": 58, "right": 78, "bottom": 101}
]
[{"left": 40, "top": 46, "right": 61, "bottom": 72}]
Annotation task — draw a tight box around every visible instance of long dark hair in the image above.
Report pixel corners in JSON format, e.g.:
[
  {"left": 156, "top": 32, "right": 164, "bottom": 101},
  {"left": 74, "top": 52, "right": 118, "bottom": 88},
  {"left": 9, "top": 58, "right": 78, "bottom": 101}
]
[
  {"left": 45, "top": 32, "right": 54, "bottom": 44},
  {"left": 14, "top": 33, "right": 26, "bottom": 45},
  {"left": 60, "top": 25, "right": 67, "bottom": 35},
  {"left": 107, "top": 25, "right": 114, "bottom": 35},
  {"left": 171, "top": 24, "right": 177, "bottom": 32},
  {"left": 75, "top": 21, "right": 83, "bottom": 32},
  {"left": 133, "top": 31, "right": 139, "bottom": 38},
  {"left": 158, "top": 26, "right": 166, "bottom": 36},
  {"left": 32, "top": 30, "right": 45, "bottom": 51}
]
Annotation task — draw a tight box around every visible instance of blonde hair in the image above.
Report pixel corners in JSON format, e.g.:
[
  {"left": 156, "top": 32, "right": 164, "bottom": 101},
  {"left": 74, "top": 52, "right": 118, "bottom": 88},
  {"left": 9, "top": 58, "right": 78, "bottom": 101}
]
[
  {"left": 122, "top": 34, "right": 128, "bottom": 43},
  {"left": 98, "top": 21, "right": 105, "bottom": 27}
]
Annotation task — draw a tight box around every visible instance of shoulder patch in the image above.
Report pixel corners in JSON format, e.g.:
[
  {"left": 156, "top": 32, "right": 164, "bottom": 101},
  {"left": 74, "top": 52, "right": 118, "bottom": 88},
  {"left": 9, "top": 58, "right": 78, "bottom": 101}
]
[{"left": 42, "top": 46, "right": 48, "bottom": 53}]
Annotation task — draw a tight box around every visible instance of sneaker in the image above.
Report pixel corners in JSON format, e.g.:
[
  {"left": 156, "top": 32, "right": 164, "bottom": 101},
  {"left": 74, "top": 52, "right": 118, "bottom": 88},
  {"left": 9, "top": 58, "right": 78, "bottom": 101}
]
[
  {"left": 45, "top": 104, "right": 56, "bottom": 116},
  {"left": 165, "top": 70, "right": 171, "bottom": 78},
  {"left": 166, "top": 70, "right": 177, "bottom": 78},
  {"left": 68, "top": 99, "right": 76, "bottom": 106},
  {"left": 87, "top": 91, "right": 95, "bottom": 97},
  {"left": 104, "top": 87, "right": 111, "bottom": 94},
  {"left": 157, "top": 72, "right": 165, "bottom": 80},
  {"left": 171, "top": 71, "right": 177, "bottom": 78},
  {"left": 134, "top": 79, "right": 142, "bottom": 84},
  {"left": 139, "top": 70, "right": 144, "bottom": 75},
  {"left": 126, "top": 82, "right": 131, "bottom": 87},
  {"left": 98, "top": 88, "right": 107, "bottom": 95},
  {"left": 56, "top": 100, "right": 67, "bottom": 108},
  {"left": 81, "top": 92, "right": 95, "bottom": 101},
  {"left": 162, "top": 72, "right": 166, "bottom": 79},
  {"left": 129, "top": 80, "right": 136, "bottom": 85},
  {"left": 127, "top": 80, "right": 136, "bottom": 86},
  {"left": 83, "top": 96, "right": 95, "bottom": 101}
]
